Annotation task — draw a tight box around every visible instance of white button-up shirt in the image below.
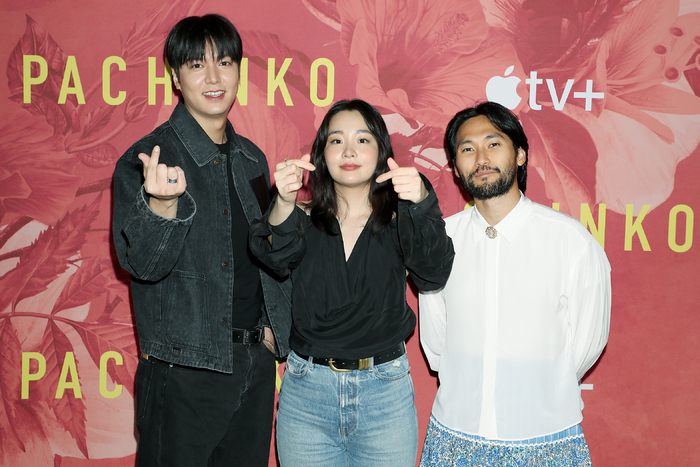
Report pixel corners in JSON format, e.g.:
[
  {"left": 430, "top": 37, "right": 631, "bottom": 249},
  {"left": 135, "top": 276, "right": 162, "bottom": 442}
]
[{"left": 419, "top": 195, "right": 611, "bottom": 440}]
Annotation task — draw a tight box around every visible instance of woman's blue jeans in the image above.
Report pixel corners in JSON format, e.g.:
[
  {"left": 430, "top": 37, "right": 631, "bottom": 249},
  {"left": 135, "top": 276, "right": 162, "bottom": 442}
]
[{"left": 276, "top": 350, "right": 418, "bottom": 466}]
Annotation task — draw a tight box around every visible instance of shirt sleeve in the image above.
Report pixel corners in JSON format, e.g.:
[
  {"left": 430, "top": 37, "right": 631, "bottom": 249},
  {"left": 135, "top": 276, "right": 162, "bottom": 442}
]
[
  {"left": 249, "top": 199, "right": 308, "bottom": 278},
  {"left": 397, "top": 175, "right": 455, "bottom": 291},
  {"left": 568, "top": 238, "right": 612, "bottom": 381},
  {"left": 112, "top": 147, "right": 196, "bottom": 282},
  {"left": 419, "top": 287, "right": 447, "bottom": 372}
]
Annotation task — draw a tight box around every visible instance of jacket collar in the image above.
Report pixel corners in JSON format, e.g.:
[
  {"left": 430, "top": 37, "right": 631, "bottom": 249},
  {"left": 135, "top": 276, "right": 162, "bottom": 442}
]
[{"left": 169, "top": 102, "right": 259, "bottom": 166}]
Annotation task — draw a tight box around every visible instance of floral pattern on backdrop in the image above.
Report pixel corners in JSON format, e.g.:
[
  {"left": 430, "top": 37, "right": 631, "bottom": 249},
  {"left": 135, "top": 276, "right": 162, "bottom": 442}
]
[{"left": 0, "top": 0, "right": 698, "bottom": 465}]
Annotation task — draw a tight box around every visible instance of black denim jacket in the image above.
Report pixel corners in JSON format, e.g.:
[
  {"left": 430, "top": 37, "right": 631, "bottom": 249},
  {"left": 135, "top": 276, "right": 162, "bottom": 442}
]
[{"left": 113, "top": 102, "right": 291, "bottom": 373}]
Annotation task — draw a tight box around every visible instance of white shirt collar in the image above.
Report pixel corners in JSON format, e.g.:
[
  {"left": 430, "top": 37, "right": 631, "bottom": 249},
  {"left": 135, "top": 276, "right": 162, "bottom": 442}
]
[{"left": 470, "top": 192, "right": 530, "bottom": 243}]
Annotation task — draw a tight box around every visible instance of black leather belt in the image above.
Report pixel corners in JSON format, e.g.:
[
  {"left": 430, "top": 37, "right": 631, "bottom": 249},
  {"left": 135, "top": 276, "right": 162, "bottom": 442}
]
[
  {"left": 297, "top": 342, "right": 406, "bottom": 372},
  {"left": 232, "top": 328, "right": 263, "bottom": 344}
]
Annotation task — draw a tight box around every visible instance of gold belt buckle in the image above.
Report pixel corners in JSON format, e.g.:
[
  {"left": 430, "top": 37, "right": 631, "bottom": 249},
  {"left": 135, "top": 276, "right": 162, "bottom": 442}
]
[
  {"left": 328, "top": 357, "right": 371, "bottom": 372},
  {"left": 328, "top": 358, "right": 350, "bottom": 372}
]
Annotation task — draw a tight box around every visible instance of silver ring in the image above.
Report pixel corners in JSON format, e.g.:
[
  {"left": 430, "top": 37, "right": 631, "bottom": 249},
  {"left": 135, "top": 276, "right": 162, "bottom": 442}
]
[
  {"left": 167, "top": 178, "right": 178, "bottom": 184},
  {"left": 284, "top": 157, "right": 290, "bottom": 166}
]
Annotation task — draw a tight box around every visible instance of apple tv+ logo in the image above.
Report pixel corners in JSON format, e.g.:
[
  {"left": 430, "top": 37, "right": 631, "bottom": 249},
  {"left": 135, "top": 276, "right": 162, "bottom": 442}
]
[{"left": 486, "top": 68, "right": 604, "bottom": 111}]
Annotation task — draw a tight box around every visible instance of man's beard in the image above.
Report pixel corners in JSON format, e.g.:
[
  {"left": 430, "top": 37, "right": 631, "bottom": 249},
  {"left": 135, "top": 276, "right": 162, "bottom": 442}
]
[{"left": 459, "top": 162, "right": 517, "bottom": 200}]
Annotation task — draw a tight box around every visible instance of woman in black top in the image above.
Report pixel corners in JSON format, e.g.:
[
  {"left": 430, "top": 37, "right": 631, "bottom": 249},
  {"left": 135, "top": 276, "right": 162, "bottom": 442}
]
[{"left": 250, "top": 99, "right": 454, "bottom": 466}]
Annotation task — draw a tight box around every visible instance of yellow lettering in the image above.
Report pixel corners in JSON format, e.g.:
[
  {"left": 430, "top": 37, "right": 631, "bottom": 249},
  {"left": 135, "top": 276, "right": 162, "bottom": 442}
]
[
  {"left": 310, "top": 58, "right": 334, "bottom": 107},
  {"left": 55, "top": 352, "right": 82, "bottom": 399},
  {"left": 668, "top": 204, "right": 693, "bottom": 253},
  {"left": 21, "top": 352, "right": 46, "bottom": 399},
  {"left": 58, "top": 56, "right": 85, "bottom": 105},
  {"left": 103, "top": 56, "right": 126, "bottom": 105},
  {"left": 237, "top": 57, "right": 248, "bottom": 106},
  {"left": 99, "top": 351, "right": 123, "bottom": 399},
  {"left": 267, "top": 58, "right": 293, "bottom": 106},
  {"left": 552, "top": 203, "right": 560, "bottom": 211},
  {"left": 276, "top": 360, "right": 282, "bottom": 392},
  {"left": 580, "top": 203, "right": 606, "bottom": 249},
  {"left": 148, "top": 57, "right": 172, "bottom": 105},
  {"left": 23, "top": 55, "right": 48, "bottom": 104},
  {"left": 624, "top": 204, "right": 651, "bottom": 251}
]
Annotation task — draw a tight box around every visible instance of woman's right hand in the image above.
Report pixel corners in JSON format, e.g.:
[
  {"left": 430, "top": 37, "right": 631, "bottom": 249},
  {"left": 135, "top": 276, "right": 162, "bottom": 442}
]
[
  {"left": 274, "top": 154, "right": 315, "bottom": 205},
  {"left": 269, "top": 154, "right": 315, "bottom": 226}
]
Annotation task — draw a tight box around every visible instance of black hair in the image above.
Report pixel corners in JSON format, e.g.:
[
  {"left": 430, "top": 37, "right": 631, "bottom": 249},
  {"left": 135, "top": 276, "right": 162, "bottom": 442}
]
[
  {"left": 444, "top": 101, "right": 529, "bottom": 192},
  {"left": 307, "top": 99, "right": 397, "bottom": 235},
  {"left": 165, "top": 14, "right": 243, "bottom": 78}
]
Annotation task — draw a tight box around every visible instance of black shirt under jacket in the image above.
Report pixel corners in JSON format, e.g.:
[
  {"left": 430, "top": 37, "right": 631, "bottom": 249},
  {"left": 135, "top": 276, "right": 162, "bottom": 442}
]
[{"left": 249, "top": 178, "right": 454, "bottom": 360}]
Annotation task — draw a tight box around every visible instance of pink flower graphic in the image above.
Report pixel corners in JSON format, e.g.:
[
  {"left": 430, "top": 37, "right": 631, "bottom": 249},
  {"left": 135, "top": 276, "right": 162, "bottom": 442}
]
[
  {"left": 229, "top": 82, "right": 303, "bottom": 168},
  {"left": 483, "top": 0, "right": 700, "bottom": 213},
  {"left": 336, "top": 0, "right": 525, "bottom": 130}
]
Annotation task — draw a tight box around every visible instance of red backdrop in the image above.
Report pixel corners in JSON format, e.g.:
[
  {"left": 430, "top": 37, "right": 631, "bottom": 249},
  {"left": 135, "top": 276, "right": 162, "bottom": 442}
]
[{"left": 1, "top": 0, "right": 699, "bottom": 465}]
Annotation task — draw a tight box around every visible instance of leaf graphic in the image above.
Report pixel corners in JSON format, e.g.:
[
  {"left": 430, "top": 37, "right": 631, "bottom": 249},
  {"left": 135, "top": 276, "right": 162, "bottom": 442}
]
[
  {"left": 16, "top": 194, "right": 102, "bottom": 305},
  {"left": 7, "top": 16, "right": 66, "bottom": 103},
  {"left": 0, "top": 194, "right": 102, "bottom": 312},
  {"left": 80, "top": 106, "right": 115, "bottom": 139},
  {"left": 6, "top": 94, "right": 71, "bottom": 135},
  {"left": 123, "top": 94, "right": 150, "bottom": 123},
  {"left": 6, "top": 16, "right": 79, "bottom": 134},
  {"left": 229, "top": 84, "right": 302, "bottom": 164},
  {"left": 93, "top": 294, "right": 125, "bottom": 324},
  {"left": 302, "top": 0, "right": 341, "bottom": 30},
  {"left": 0, "top": 319, "right": 44, "bottom": 454},
  {"left": 0, "top": 170, "right": 31, "bottom": 216},
  {"left": 0, "top": 231, "right": 57, "bottom": 315},
  {"left": 408, "top": 125, "right": 446, "bottom": 151},
  {"left": 0, "top": 118, "right": 81, "bottom": 226},
  {"left": 74, "top": 143, "right": 120, "bottom": 169},
  {"left": 685, "top": 49, "right": 700, "bottom": 97},
  {"left": 39, "top": 321, "right": 88, "bottom": 459},
  {"left": 121, "top": 0, "right": 206, "bottom": 66},
  {"left": 51, "top": 257, "right": 110, "bottom": 316},
  {"left": 0, "top": 216, "right": 32, "bottom": 252},
  {"left": 521, "top": 109, "right": 598, "bottom": 214},
  {"left": 244, "top": 31, "right": 319, "bottom": 97},
  {"left": 64, "top": 320, "right": 138, "bottom": 397}
]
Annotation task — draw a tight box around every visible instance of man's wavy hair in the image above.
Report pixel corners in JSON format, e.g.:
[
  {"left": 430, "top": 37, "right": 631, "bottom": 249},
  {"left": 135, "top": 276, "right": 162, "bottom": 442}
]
[
  {"left": 444, "top": 101, "right": 529, "bottom": 192},
  {"left": 307, "top": 99, "right": 397, "bottom": 235}
]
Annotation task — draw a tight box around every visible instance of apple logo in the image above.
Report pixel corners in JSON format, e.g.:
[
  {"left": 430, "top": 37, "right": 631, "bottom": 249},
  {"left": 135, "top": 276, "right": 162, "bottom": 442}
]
[{"left": 486, "top": 66, "right": 522, "bottom": 110}]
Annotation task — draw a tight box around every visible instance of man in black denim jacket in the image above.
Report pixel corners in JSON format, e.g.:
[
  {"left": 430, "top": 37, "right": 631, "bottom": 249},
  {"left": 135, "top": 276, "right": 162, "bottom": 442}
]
[{"left": 112, "top": 14, "right": 290, "bottom": 466}]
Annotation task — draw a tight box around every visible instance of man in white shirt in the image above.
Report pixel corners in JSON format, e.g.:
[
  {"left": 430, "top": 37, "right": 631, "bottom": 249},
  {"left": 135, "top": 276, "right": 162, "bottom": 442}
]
[{"left": 419, "top": 102, "right": 611, "bottom": 466}]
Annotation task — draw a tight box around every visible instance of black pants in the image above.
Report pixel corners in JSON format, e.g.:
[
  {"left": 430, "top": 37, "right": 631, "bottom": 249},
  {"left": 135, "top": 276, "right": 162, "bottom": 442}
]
[{"left": 134, "top": 342, "right": 276, "bottom": 466}]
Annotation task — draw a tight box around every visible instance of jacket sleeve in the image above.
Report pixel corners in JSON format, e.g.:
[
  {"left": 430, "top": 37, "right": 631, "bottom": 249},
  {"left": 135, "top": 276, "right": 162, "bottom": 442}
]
[
  {"left": 249, "top": 199, "right": 308, "bottom": 278},
  {"left": 112, "top": 146, "right": 196, "bottom": 282},
  {"left": 397, "top": 175, "right": 455, "bottom": 292}
]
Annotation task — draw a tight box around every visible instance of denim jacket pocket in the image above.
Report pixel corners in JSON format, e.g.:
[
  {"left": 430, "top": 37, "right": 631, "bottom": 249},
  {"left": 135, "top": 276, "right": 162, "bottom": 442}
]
[
  {"left": 284, "top": 351, "right": 311, "bottom": 378},
  {"left": 163, "top": 270, "right": 211, "bottom": 351},
  {"left": 372, "top": 354, "right": 411, "bottom": 381}
]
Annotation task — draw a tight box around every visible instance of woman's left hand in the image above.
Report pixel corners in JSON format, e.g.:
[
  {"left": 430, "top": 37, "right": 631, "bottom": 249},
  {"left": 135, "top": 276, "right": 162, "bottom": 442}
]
[{"left": 376, "top": 157, "right": 429, "bottom": 204}]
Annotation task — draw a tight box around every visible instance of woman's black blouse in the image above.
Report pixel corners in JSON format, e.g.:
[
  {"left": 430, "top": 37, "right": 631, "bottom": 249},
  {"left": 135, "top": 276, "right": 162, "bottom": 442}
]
[{"left": 249, "top": 180, "right": 454, "bottom": 359}]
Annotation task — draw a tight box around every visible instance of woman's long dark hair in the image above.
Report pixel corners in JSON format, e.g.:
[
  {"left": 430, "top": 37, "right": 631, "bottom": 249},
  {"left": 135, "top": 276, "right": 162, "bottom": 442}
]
[{"left": 307, "top": 99, "right": 397, "bottom": 235}]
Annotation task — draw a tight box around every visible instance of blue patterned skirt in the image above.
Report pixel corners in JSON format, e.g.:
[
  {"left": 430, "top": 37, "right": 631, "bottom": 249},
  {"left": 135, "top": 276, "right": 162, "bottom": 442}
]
[{"left": 420, "top": 415, "right": 592, "bottom": 467}]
